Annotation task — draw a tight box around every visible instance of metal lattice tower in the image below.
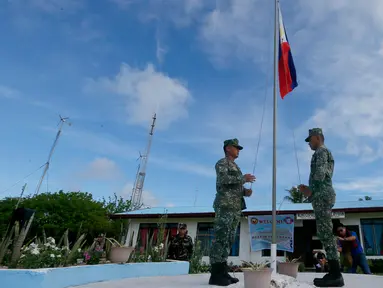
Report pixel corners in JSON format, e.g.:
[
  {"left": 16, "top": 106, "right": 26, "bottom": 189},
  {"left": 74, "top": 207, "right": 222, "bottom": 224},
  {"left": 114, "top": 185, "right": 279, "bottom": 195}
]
[
  {"left": 35, "top": 115, "right": 71, "bottom": 195},
  {"left": 131, "top": 113, "right": 157, "bottom": 210}
]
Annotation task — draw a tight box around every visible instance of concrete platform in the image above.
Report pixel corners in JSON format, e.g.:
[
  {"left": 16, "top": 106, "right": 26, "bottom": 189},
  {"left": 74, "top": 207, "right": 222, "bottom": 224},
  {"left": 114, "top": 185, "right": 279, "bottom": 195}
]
[
  {"left": 1, "top": 262, "right": 190, "bottom": 288},
  {"left": 71, "top": 272, "right": 383, "bottom": 288}
]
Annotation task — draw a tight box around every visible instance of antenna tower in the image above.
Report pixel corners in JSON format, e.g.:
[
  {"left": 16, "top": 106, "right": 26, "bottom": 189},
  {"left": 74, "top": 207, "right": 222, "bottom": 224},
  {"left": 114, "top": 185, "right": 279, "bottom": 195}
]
[
  {"left": 131, "top": 113, "right": 156, "bottom": 210},
  {"left": 34, "top": 115, "right": 70, "bottom": 195}
]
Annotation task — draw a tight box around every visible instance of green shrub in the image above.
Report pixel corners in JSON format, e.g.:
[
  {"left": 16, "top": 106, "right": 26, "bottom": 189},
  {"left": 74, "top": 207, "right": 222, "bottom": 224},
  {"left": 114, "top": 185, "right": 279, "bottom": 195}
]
[
  {"left": 368, "top": 259, "right": 383, "bottom": 274},
  {"left": 298, "top": 262, "right": 305, "bottom": 272},
  {"left": 189, "top": 239, "right": 210, "bottom": 274}
]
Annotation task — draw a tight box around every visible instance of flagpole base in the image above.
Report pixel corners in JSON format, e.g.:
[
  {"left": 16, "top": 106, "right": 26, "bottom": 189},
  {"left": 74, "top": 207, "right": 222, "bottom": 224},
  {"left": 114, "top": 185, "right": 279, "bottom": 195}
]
[{"left": 271, "top": 243, "right": 277, "bottom": 274}]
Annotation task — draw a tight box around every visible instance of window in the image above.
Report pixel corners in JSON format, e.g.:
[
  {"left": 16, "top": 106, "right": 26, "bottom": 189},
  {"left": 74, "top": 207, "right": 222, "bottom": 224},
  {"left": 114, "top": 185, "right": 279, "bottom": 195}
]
[
  {"left": 361, "top": 219, "right": 383, "bottom": 256},
  {"left": 261, "top": 249, "right": 285, "bottom": 257},
  {"left": 196, "top": 222, "right": 240, "bottom": 257},
  {"left": 138, "top": 223, "right": 178, "bottom": 248}
]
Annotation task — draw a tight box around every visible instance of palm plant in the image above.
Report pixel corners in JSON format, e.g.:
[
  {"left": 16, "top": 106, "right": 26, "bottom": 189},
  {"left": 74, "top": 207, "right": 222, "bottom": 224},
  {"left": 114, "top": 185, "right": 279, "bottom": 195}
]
[
  {"left": 241, "top": 261, "right": 270, "bottom": 271},
  {"left": 284, "top": 186, "right": 306, "bottom": 203}
]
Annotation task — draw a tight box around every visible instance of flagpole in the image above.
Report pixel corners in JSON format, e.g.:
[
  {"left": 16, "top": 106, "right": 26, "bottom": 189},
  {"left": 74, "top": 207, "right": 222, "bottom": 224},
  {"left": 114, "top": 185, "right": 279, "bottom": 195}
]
[{"left": 271, "top": 0, "right": 279, "bottom": 273}]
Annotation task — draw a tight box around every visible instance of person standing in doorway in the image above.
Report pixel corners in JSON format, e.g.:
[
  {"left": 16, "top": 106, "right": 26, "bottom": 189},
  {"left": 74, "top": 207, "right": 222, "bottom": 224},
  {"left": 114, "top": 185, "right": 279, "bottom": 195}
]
[
  {"left": 299, "top": 128, "right": 344, "bottom": 287},
  {"left": 208, "top": 139, "right": 255, "bottom": 286},
  {"left": 335, "top": 223, "right": 371, "bottom": 274},
  {"left": 168, "top": 223, "right": 194, "bottom": 261}
]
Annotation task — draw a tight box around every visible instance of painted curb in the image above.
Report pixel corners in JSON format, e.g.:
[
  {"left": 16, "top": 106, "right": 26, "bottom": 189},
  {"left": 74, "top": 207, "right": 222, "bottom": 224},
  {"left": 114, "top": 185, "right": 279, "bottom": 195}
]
[{"left": 1, "top": 261, "right": 190, "bottom": 288}]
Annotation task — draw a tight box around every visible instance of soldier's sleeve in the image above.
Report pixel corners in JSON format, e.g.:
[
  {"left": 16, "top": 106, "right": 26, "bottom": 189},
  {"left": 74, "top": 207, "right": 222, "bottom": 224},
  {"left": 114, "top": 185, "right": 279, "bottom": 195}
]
[
  {"left": 215, "top": 160, "right": 244, "bottom": 185},
  {"left": 310, "top": 148, "right": 328, "bottom": 189}
]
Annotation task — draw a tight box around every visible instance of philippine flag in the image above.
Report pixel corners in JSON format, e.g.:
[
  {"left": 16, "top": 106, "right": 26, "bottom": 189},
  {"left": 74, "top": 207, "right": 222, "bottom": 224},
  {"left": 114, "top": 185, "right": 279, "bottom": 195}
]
[{"left": 278, "top": 3, "right": 298, "bottom": 99}]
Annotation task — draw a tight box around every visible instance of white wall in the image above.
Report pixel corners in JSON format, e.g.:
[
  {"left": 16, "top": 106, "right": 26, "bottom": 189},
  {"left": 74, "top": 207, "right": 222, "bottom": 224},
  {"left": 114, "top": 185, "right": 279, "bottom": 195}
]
[
  {"left": 124, "top": 212, "right": 383, "bottom": 265},
  {"left": 125, "top": 216, "right": 283, "bottom": 266}
]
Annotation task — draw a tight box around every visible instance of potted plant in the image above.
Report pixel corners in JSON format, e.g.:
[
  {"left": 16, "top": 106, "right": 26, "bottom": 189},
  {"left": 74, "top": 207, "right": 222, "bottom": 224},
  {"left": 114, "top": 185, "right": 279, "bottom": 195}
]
[
  {"left": 106, "top": 233, "right": 134, "bottom": 264},
  {"left": 241, "top": 261, "right": 273, "bottom": 288},
  {"left": 277, "top": 256, "right": 301, "bottom": 278}
]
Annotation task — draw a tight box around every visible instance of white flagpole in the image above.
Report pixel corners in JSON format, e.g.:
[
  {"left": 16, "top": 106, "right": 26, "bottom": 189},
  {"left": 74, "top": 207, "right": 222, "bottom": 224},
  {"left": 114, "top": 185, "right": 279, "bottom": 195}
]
[{"left": 271, "top": 0, "right": 279, "bottom": 273}]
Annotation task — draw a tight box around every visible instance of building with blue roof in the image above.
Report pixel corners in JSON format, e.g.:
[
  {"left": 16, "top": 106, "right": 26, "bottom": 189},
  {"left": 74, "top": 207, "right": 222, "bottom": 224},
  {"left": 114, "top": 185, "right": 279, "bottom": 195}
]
[{"left": 112, "top": 200, "right": 383, "bottom": 267}]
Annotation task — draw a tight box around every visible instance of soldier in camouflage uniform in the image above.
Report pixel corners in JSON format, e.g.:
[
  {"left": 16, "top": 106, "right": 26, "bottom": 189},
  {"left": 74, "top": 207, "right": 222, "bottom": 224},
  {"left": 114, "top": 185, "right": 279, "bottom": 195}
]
[
  {"left": 209, "top": 139, "right": 255, "bottom": 286},
  {"left": 299, "top": 128, "right": 344, "bottom": 287},
  {"left": 168, "top": 223, "right": 193, "bottom": 261}
]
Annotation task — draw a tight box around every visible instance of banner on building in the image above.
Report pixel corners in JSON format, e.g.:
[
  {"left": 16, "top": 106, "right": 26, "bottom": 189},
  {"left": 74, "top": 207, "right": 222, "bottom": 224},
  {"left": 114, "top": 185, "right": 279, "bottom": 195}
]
[
  {"left": 296, "top": 211, "right": 345, "bottom": 220},
  {"left": 248, "top": 215, "right": 294, "bottom": 252}
]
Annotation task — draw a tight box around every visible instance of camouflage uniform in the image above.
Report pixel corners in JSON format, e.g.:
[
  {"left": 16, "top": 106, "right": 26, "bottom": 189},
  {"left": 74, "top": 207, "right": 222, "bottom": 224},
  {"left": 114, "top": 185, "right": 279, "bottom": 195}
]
[
  {"left": 305, "top": 128, "right": 344, "bottom": 287},
  {"left": 306, "top": 128, "right": 338, "bottom": 261},
  {"left": 168, "top": 229, "right": 193, "bottom": 261},
  {"left": 209, "top": 139, "right": 249, "bottom": 286},
  {"left": 209, "top": 156, "right": 244, "bottom": 264}
]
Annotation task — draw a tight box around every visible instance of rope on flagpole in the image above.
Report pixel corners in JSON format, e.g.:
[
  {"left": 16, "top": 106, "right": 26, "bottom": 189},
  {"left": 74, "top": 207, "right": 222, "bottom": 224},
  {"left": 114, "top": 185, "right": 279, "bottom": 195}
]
[
  {"left": 249, "top": 23, "right": 274, "bottom": 190},
  {"left": 292, "top": 129, "right": 302, "bottom": 185},
  {"left": 250, "top": 83, "right": 269, "bottom": 190}
]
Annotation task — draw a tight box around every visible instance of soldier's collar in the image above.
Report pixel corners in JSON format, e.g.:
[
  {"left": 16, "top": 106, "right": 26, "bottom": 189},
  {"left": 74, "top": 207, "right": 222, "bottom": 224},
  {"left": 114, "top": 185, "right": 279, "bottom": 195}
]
[{"left": 225, "top": 156, "right": 236, "bottom": 162}]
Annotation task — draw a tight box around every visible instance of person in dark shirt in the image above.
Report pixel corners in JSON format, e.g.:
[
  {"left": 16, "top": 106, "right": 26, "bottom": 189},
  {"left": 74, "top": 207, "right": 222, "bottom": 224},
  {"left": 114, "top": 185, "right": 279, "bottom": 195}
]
[
  {"left": 335, "top": 223, "right": 371, "bottom": 274},
  {"left": 168, "top": 223, "right": 193, "bottom": 261},
  {"left": 313, "top": 250, "right": 330, "bottom": 273}
]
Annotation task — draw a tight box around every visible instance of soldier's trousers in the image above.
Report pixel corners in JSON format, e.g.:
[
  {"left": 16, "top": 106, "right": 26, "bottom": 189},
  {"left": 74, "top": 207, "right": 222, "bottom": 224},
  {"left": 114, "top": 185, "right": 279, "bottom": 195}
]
[
  {"left": 209, "top": 206, "right": 241, "bottom": 264},
  {"left": 312, "top": 191, "right": 339, "bottom": 261}
]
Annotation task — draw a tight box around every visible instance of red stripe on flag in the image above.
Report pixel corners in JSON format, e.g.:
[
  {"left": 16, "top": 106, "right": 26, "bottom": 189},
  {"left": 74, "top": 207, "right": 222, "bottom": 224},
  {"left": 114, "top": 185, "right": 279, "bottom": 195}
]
[{"left": 278, "top": 42, "right": 293, "bottom": 99}]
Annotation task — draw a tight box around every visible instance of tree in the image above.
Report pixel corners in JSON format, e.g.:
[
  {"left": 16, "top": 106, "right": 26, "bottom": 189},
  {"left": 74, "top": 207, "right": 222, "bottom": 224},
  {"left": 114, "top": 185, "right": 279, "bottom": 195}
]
[
  {"left": 101, "top": 193, "right": 132, "bottom": 214},
  {"left": 102, "top": 193, "right": 132, "bottom": 243},
  {"left": 284, "top": 186, "right": 306, "bottom": 203},
  {"left": 0, "top": 191, "right": 133, "bottom": 242},
  {"left": 359, "top": 196, "right": 372, "bottom": 201}
]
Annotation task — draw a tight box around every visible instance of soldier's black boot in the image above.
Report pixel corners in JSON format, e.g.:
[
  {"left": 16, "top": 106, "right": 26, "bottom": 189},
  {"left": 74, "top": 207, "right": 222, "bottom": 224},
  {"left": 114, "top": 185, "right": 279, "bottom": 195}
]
[
  {"left": 314, "top": 260, "right": 344, "bottom": 287},
  {"left": 209, "top": 263, "right": 232, "bottom": 286},
  {"left": 223, "top": 262, "right": 239, "bottom": 284}
]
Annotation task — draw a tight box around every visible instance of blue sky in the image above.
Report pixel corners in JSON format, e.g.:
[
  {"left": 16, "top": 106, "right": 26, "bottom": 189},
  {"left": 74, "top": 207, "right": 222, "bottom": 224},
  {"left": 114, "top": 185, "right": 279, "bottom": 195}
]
[{"left": 1, "top": 0, "right": 383, "bottom": 208}]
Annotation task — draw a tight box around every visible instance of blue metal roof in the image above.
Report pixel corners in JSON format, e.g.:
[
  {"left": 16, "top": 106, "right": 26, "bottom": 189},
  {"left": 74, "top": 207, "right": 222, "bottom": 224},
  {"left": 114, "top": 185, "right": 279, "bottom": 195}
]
[{"left": 114, "top": 200, "right": 383, "bottom": 216}]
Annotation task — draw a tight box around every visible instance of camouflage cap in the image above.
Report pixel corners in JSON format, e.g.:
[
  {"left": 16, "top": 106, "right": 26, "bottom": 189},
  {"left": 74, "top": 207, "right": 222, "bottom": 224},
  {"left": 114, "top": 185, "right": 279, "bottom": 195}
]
[
  {"left": 223, "top": 138, "right": 243, "bottom": 150},
  {"left": 305, "top": 128, "right": 324, "bottom": 142},
  {"left": 179, "top": 223, "right": 187, "bottom": 229}
]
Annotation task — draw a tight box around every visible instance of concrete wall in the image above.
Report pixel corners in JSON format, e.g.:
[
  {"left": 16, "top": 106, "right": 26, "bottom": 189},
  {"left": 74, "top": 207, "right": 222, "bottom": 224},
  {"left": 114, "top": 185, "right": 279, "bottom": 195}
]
[
  {"left": 125, "top": 212, "right": 383, "bottom": 265},
  {"left": 1, "top": 262, "right": 190, "bottom": 288}
]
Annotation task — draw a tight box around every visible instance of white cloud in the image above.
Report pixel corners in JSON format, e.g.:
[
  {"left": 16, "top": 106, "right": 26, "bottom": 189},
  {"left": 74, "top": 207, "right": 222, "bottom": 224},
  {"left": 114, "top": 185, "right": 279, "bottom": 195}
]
[
  {"left": 0, "top": 85, "right": 20, "bottom": 99},
  {"left": 120, "top": 182, "right": 158, "bottom": 207},
  {"left": 112, "top": 0, "right": 383, "bottom": 199},
  {"left": 294, "top": 1, "right": 383, "bottom": 162},
  {"left": 80, "top": 157, "right": 122, "bottom": 180},
  {"left": 59, "top": 128, "right": 137, "bottom": 159},
  {"left": 151, "top": 156, "right": 215, "bottom": 178},
  {"left": 49, "top": 126, "right": 216, "bottom": 179},
  {"left": 85, "top": 63, "right": 192, "bottom": 130},
  {"left": 170, "top": 0, "right": 383, "bottom": 166},
  {"left": 335, "top": 176, "right": 383, "bottom": 195},
  {"left": 155, "top": 25, "right": 168, "bottom": 65},
  {"left": 137, "top": 0, "right": 206, "bottom": 28},
  {"left": 199, "top": 0, "right": 271, "bottom": 67}
]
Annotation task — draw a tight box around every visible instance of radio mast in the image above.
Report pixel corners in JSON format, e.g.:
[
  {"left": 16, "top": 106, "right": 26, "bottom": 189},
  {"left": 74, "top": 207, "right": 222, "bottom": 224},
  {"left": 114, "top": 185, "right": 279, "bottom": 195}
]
[
  {"left": 131, "top": 113, "right": 156, "bottom": 210},
  {"left": 35, "top": 115, "right": 70, "bottom": 195}
]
